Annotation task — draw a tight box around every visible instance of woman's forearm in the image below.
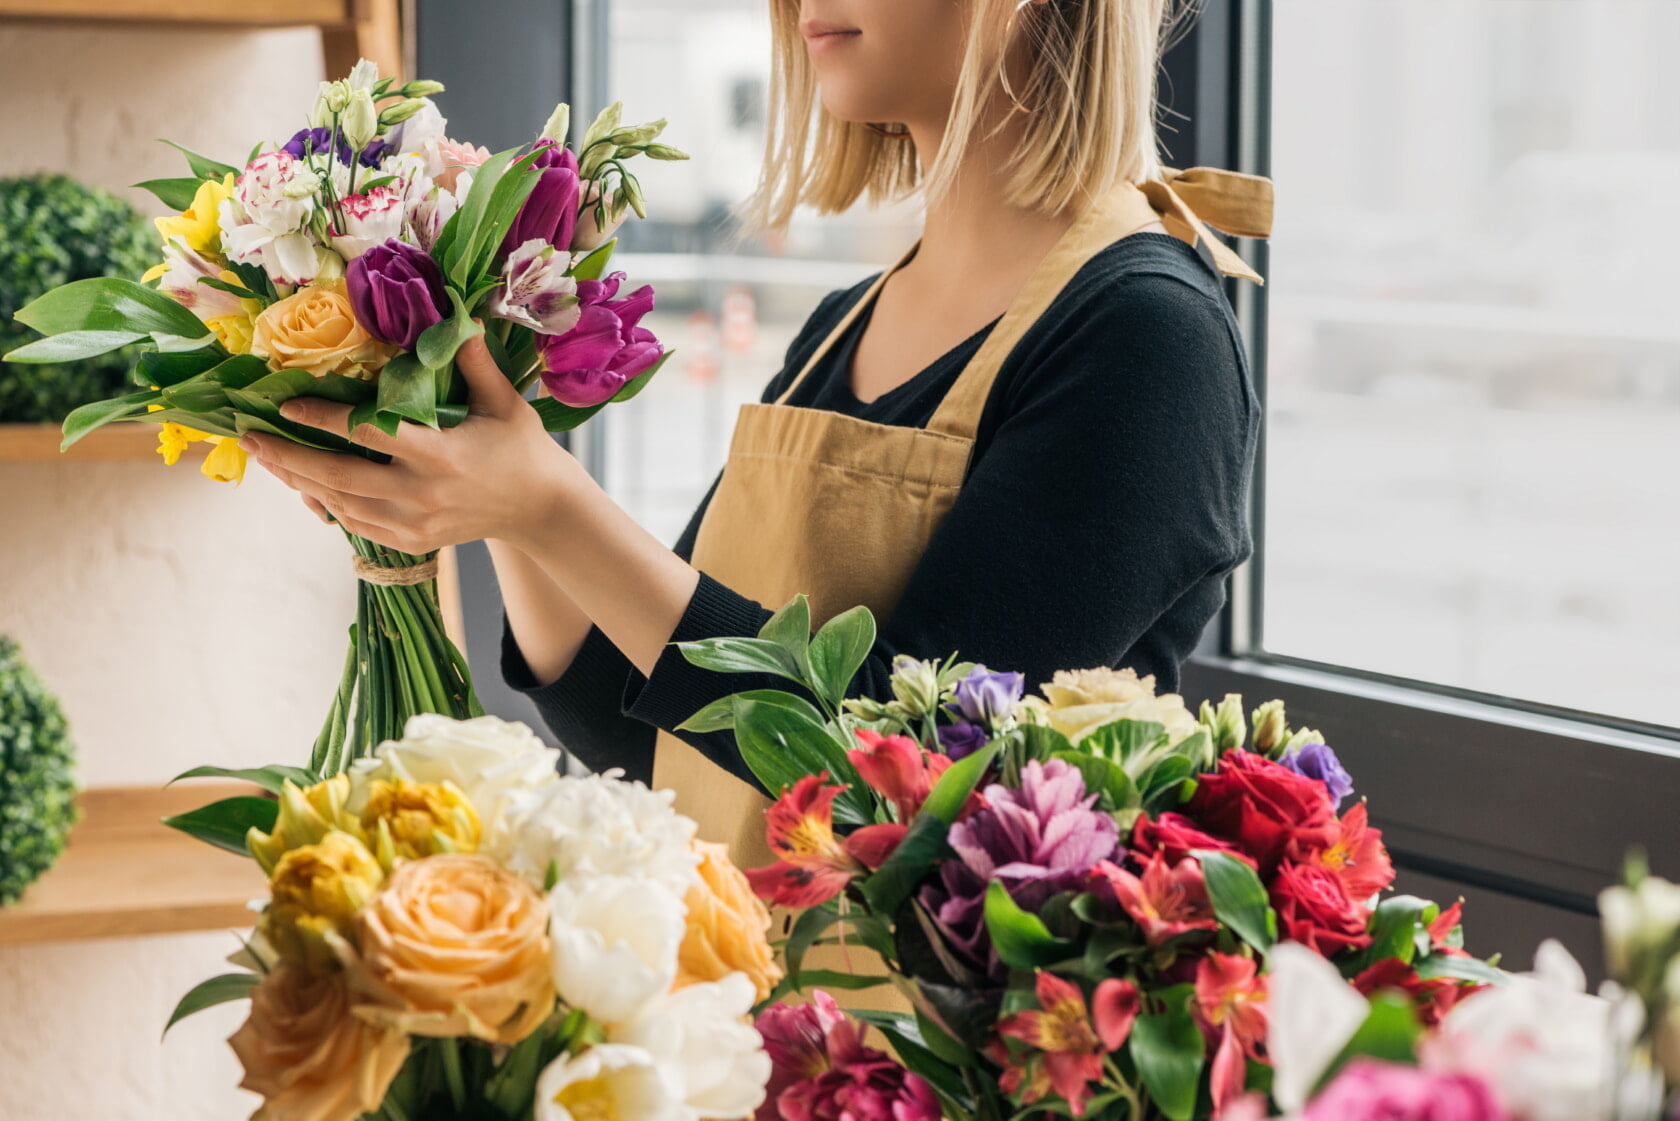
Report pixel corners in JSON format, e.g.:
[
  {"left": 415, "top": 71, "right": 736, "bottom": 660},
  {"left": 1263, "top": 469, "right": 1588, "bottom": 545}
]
[{"left": 486, "top": 538, "right": 598, "bottom": 687}]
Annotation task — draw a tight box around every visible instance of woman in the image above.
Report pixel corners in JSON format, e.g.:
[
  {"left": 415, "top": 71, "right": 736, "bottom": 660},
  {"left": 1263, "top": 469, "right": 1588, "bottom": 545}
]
[{"left": 242, "top": 0, "right": 1273, "bottom": 860}]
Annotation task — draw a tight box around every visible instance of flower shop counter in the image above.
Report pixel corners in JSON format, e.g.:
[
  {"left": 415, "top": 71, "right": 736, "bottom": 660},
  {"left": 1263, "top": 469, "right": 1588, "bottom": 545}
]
[{"left": 0, "top": 782, "right": 265, "bottom": 945}]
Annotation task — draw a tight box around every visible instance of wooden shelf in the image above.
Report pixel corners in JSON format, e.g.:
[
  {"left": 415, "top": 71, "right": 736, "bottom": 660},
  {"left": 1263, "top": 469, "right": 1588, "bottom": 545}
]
[
  {"left": 0, "top": 783, "right": 268, "bottom": 946},
  {"left": 0, "top": 422, "right": 209, "bottom": 463}
]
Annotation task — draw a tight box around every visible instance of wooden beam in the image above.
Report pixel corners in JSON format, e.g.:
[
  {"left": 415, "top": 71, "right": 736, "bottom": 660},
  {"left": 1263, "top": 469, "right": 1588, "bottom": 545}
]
[
  {"left": 0, "top": 0, "right": 351, "bottom": 25},
  {"left": 0, "top": 422, "right": 210, "bottom": 464},
  {"left": 320, "top": 0, "right": 403, "bottom": 85}
]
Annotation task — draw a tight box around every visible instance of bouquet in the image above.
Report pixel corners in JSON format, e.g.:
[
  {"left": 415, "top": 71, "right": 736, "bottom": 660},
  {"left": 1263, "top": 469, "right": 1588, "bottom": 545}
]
[
  {"left": 166, "top": 714, "right": 779, "bottom": 1121},
  {"left": 4, "top": 59, "right": 686, "bottom": 774},
  {"left": 675, "top": 596, "right": 1506, "bottom": 1121}
]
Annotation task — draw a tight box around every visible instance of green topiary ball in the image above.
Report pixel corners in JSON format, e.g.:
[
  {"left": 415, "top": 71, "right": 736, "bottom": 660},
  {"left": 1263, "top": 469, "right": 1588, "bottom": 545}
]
[
  {"left": 0, "top": 174, "right": 156, "bottom": 423},
  {"left": 0, "top": 636, "right": 79, "bottom": 906}
]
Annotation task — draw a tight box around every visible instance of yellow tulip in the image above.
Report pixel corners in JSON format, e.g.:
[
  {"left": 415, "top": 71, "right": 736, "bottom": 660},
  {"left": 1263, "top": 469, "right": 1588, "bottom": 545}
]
[
  {"left": 153, "top": 174, "right": 235, "bottom": 255},
  {"left": 249, "top": 776, "right": 363, "bottom": 876},
  {"left": 262, "top": 830, "right": 385, "bottom": 974},
  {"left": 357, "top": 779, "right": 482, "bottom": 870}
]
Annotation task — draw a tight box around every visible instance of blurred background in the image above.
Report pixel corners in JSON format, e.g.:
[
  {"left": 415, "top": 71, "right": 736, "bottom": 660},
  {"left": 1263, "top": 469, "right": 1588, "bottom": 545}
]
[{"left": 0, "top": 1, "right": 1675, "bottom": 1117}]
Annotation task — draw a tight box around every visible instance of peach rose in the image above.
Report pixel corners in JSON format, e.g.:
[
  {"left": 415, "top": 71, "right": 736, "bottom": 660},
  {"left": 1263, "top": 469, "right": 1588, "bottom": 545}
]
[
  {"left": 676, "top": 840, "right": 782, "bottom": 1002},
  {"left": 251, "top": 279, "right": 392, "bottom": 380},
  {"left": 229, "top": 961, "right": 410, "bottom": 1121},
  {"left": 354, "top": 854, "right": 554, "bottom": 1044}
]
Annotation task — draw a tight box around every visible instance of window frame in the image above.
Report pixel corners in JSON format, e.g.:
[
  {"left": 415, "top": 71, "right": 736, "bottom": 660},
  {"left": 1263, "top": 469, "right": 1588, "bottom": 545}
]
[{"left": 1171, "top": 0, "right": 1680, "bottom": 920}]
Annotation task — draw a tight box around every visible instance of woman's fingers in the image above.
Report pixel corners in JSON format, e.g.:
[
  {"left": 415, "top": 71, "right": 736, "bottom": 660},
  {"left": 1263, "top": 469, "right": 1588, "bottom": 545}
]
[
  {"left": 301, "top": 493, "right": 333, "bottom": 525},
  {"left": 277, "top": 397, "right": 403, "bottom": 456},
  {"left": 458, "top": 330, "right": 528, "bottom": 419},
  {"left": 241, "top": 434, "right": 404, "bottom": 499}
]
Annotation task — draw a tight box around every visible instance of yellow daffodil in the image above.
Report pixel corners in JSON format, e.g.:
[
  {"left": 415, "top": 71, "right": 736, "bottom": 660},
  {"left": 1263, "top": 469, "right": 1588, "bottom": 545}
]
[
  {"left": 203, "top": 272, "right": 263, "bottom": 355},
  {"left": 156, "top": 422, "right": 203, "bottom": 466},
  {"left": 153, "top": 173, "right": 235, "bottom": 255},
  {"left": 201, "top": 437, "right": 248, "bottom": 484}
]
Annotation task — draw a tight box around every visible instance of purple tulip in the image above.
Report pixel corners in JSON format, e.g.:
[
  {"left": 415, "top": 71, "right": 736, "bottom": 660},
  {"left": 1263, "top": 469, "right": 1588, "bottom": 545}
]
[
  {"left": 537, "top": 273, "right": 662, "bottom": 407},
  {"left": 1280, "top": 740, "right": 1355, "bottom": 809},
  {"left": 282, "top": 127, "right": 391, "bottom": 168},
  {"left": 936, "top": 721, "right": 990, "bottom": 761},
  {"left": 503, "top": 140, "right": 581, "bottom": 253},
  {"left": 947, "top": 665, "right": 1024, "bottom": 729},
  {"left": 345, "top": 238, "right": 449, "bottom": 350}
]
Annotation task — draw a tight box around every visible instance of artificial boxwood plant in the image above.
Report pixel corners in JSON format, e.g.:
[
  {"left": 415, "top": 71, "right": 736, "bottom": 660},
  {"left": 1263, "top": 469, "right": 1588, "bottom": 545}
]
[
  {"left": 0, "top": 636, "right": 79, "bottom": 906},
  {"left": 0, "top": 174, "right": 154, "bottom": 423}
]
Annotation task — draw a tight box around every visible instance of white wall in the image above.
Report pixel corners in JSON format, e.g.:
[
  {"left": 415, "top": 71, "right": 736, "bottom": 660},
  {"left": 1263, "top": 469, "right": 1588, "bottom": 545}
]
[{"left": 0, "top": 22, "right": 348, "bottom": 1120}]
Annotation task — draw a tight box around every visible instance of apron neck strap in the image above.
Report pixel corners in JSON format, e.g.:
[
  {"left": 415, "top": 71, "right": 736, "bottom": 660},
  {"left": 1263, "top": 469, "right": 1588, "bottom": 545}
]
[{"left": 773, "top": 242, "right": 920, "bottom": 406}]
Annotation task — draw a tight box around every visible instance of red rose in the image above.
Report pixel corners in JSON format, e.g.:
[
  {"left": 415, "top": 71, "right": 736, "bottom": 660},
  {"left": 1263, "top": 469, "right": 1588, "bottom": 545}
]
[
  {"left": 1268, "top": 862, "right": 1373, "bottom": 955},
  {"left": 1353, "top": 958, "right": 1483, "bottom": 1029},
  {"left": 1132, "top": 813, "right": 1250, "bottom": 868},
  {"left": 1186, "top": 751, "right": 1338, "bottom": 872}
]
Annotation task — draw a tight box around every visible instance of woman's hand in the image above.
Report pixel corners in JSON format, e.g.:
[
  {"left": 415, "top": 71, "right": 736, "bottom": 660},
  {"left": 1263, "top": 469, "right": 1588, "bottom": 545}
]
[{"left": 239, "top": 332, "right": 575, "bottom": 555}]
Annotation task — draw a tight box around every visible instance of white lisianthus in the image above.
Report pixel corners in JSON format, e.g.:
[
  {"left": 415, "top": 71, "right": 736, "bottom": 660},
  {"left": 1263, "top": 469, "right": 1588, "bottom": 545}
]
[
  {"left": 1264, "top": 942, "right": 1370, "bottom": 1113},
  {"left": 343, "top": 89, "right": 380, "bottom": 151},
  {"left": 330, "top": 185, "right": 408, "bottom": 260},
  {"left": 497, "top": 771, "right": 698, "bottom": 896},
  {"left": 219, "top": 152, "right": 324, "bottom": 286},
  {"left": 487, "top": 239, "right": 582, "bottom": 335},
  {"left": 611, "top": 973, "right": 769, "bottom": 1121},
  {"left": 536, "top": 1043, "right": 686, "bottom": 1121},
  {"left": 547, "top": 874, "right": 686, "bottom": 1025},
  {"left": 351, "top": 714, "right": 562, "bottom": 853},
  {"left": 346, "top": 57, "right": 381, "bottom": 94}
]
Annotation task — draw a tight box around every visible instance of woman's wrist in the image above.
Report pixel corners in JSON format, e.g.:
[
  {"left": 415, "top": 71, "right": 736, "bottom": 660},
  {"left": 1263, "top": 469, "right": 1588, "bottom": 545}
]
[{"left": 497, "top": 435, "right": 591, "bottom": 556}]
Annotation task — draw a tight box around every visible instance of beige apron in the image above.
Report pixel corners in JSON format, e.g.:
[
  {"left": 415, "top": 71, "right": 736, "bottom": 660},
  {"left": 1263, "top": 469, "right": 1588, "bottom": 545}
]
[{"left": 654, "top": 167, "right": 1274, "bottom": 872}]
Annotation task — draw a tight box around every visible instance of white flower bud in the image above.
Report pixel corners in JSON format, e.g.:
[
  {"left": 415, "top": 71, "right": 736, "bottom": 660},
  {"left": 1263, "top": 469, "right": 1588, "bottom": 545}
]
[
  {"left": 324, "top": 80, "right": 351, "bottom": 115},
  {"left": 342, "top": 89, "right": 380, "bottom": 151},
  {"left": 404, "top": 79, "right": 446, "bottom": 98},
  {"left": 308, "top": 81, "right": 336, "bottom": 128},
  {"left": 540, "top": 103, "right": 571, "bottom": 146},
  {"left": 379, "top": 98, "right": 428, "bottom": 127},
  {"left": 581, "top": 101, "right": 623, "bottom": 150},
  {"left": 281, "top": 167, "right": 323, "bottom": 199},
  {"left": 347, "top": 58, "right": 380, "bottom": 93}
]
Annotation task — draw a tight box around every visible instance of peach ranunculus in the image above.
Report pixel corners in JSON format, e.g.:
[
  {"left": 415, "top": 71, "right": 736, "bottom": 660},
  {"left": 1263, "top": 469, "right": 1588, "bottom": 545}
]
[
  {"left": 251, "top": 279, "right": 392, "bottom": 380},
  {"left": 353, "top": 854, "right": 555, "bottom": 1044},
  {"left": 676, "top": 840, "right": 782, "bottom": 1002},
  {"left": 229, "top": 961, "right": 410, "bottom": 1121}
]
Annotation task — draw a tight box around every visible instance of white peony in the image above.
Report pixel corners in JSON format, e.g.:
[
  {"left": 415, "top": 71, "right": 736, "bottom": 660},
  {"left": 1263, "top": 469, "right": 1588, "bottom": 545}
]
[
  {"left": 1265, "top": 942, "right": 1371, "bottom": 1113},
  {"left": 350, "top": 714, "right": 561, "bottom": 854},
  {"left": 497, "top": 770, "right": 698, "bottom": 897},
  {"left": 548, "top": 874, "right": 687, "bottom": 1026},
  {"left": 219, "top": 151, "right": 324, "bottom": 287},
  {"left": 611, "top": 973, "right": 769, "bottom": 1121},
  {"left": 536, "top": 1043, "right": 686, "bottom": 1121}
]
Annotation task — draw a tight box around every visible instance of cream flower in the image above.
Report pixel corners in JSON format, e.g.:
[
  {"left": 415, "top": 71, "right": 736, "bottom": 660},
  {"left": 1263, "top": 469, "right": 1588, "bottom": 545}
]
[
  {"left": 611, "top": 973, "right": 770, "bottom": 1121},
  {"left": 536, "top": 1043, "right": 687, "bottom": 1121},
  {"left": 500, "top": 771, "right": 698, "bottom": 897},
  {"left": 676, "top": 840, "right": 781, "bottom": 1002},
  {"left": 251, "top": 280, "right": 391, "bottom": 379},
  {"left": 1032, "top": 666, "right": 1203, "bottom": 745},
  {"left": 548, "top": 873, "right": 686, "bottom": 1025}
]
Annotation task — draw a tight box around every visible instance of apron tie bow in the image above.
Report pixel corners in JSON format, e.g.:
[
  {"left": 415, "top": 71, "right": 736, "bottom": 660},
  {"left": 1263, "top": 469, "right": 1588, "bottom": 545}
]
[{"left": 1139, "top": 166, "right": 1275, "bottom": 285}]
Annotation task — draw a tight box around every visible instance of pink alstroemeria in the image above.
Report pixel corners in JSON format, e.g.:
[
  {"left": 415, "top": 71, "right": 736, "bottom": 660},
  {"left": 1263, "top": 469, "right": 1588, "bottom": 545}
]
[
  {"left": 997, "top": 972, "right": 1139, "bottom": 1117},
  {"left": 1194, "top": 953, "right": 1270, "bottom": 1115},
  {"left": 745, "top": 774, "right": 888, "bottom": 907},
  {"left": 848, "top": 728, "right": 952, "bottom": 823},
  {"left": 486, "top": 238, "right": 582, "bottom": 335},
  {"left": 1091, "top": 853, "right": 1219, "bottom": 947}
]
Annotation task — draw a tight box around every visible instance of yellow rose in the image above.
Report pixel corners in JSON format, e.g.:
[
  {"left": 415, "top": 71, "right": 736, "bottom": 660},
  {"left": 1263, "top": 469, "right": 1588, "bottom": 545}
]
[
  {"left": 229, "top": 961, "right": 410, "bottom": 1121},
  {"left": 252, "top": 280, "right": 392, "bottom": 380},
  {"left": 358, "top": 779, "right": 482, "bottom": 870},
  {"left": 354, "top": 854, "right": 554, "bottom": 1044},
  {"left": 261, "top": 831, "right": 385, "bottom": 974},
  {"left": 676, "top": 840, "right": 782, "bottom": 1002},
  {"left": 154, "top": 174, "right": 235, "bottom": 255},
  {"left": 249, "top": 776, "right": 364, "bottom": 876},
  {"left": 1032, "top": 666, "right": 1202, "bottom": 745}
]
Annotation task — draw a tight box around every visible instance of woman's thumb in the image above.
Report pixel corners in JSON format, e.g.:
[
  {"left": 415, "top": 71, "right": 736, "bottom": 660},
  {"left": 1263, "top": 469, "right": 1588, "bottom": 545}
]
[{"left": 457, "top": 326, "right": 524, "bottom": 417}]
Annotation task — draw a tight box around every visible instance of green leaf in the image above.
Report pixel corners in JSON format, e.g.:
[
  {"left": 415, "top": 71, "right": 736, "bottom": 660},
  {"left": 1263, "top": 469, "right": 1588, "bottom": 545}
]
[
  {"left": 169, "top": 764, "right": 320, "bottom": 796},
  {"left": 1080, "top": 719, "right": 1169, "bottom": 764},
  {"left": 608, "top": 349, "right": 671, "bottom": 403},
  {"left": 415, "top": 288, "right": 484, "bottom": 374},
  {"left": 1129, "top": 989, "right": 1205, "bottom": 1121},
  {"left": 676, "top": 689, "right": 824, "bottom": 735},
  {"left": 161, "top": 796, "right": 278, "bottom": 856},
  {"left": 676, "top": 636, "right": 803, "bottom": 682},
  {"left": 163, "top": 973, "right": 259, "bottom": 1035},
  {"left": 809, "top": 605, "right": 877, "bottom": 713},
  {"left": 15, "top": 276, "right": 210, "bottom": 339},
  {"left": 1052, "top": 751, "right": 1137, "bottom": 814},
  {"left": 206, "top": 354, "right": 272, "bottom": 392},
  {"left": 983, "top": 880, "right": 1075, "bottom": 969},
  {"left": 139, "top": 349, "right": 225, "bottom": 389},
  {"left": 133, "top": 177, "right": 207, "bottom": 210},
  {"left": 920, "top": 741, "right": 998, "bottom": 825},
  {"left": 784, "top": 903, "right": 844, "bottom": 981},
  {"left": 435, "top": 147, "right": 516, "bottom": 275},
  {"left": 145, "top": 407, "right": 241, "bottom": 440},
  {"left": 454, "top": 147, "right": 545, "bottom": 287},
  {"left": 1139, "top": 755, "right": 1198, "bottom": 813},
  {"left": 1313, "top": 993, "right": 1422, "bottom": 1092},
  {"left": 860, "top": 812, "right": 954, "bottom": 916},
  {"left": 730, "top": 695, "right": 870, "bottom": 823},
  {"left": 782, "top": 969, "right": 891, "bottom": 991},
  {"left": 531, "top": 395, "right": 609, "bottom": 432},
  {"left": 1414, "top": 952, "right": 1505, "bottom": 986},
  {"left": 4, "top": 329, "right": 147, "bottom": 363},
  {"left": 758, "top": 595, "right": 814, "bottom": 689},
  {"left": 161, "top": 376, "right": 231, "bottom": 412},
  {"left": 60, "top": 388, "right": 163, "bottom": 449},
  {"left": 571, "top": 239, "right": 617, "bottom": 281},
  {"left": 161, "top": 139, "right": 238, "bottom": 180},
  {"left": 1348, "top": 896, "right": 1438, "bottom": 973},
  {"left": 376, "top": 352, "right": 439, "bottom": 428},
  {"left": 851, "top": 1012, "right": 973, "bottom": 1103},
  {"left": 1196, "top": 849, "right": 1276, "bottom": 951}
]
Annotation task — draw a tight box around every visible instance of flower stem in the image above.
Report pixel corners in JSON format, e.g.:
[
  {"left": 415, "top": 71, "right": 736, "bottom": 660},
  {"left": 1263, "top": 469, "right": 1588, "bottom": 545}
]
[{"left": 439, "top": 1038, "right": 467, "bottom": 1112}]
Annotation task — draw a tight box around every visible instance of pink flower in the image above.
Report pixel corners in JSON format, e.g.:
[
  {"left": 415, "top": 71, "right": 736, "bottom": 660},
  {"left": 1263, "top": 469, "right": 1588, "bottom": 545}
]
[
  {"left": 848, "top": 729, "right": 952, "bottom": 823},
  {"left": 758, "top": 995, "right": 940, "bottom": 1121},
  {"left": 432, "top": 138, "right": 490, "bottom": 191},
  {"left": 487, "top": 238, "right": 581, "bottom": 335},
  {"left": 997, "top": 972, "right": 1139, "bottom": 1117},
  {"left": 1297, "top": 801, "right": 1395, "bottom": 902},
  {"left": 745, "top": 775, "right": 888, "bottom": 907},
  {"left": 755, "top": 992, "right": 848, "bottom": 1121},
  {"left": 536, "top": 271, "right": 662, "bottom": 407},
  {"left": 1304, "top": 1059, "right": 1511, "bottom": 1121},
  {"left": 1090, "top": 853, "right": 1219, "bottom": 947}
]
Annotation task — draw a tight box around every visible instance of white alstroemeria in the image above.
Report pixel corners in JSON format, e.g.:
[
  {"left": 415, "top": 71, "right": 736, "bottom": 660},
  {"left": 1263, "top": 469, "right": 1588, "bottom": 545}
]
[
  {"left": 536, "top": 1044, "right": 686, "bottom": 1121},
  {"left": 547, "top": 874, "right": 686, "bottom": 1025},
  {"left": 487, "top": 238, "right": 582, "bottom": 335},
  {"left": 1432, "top": 940, "right": 1617, "bottom": 1121},
  {"left": 497, "top": 771, "right": 698, "bottom": 896},
  {"left": 1265, "top": 942, "right": 1370, "bottom": 1114},
  {"left": 218, "top": 151, "right": 324, "bottom": 286},
  {"left": 612, "top": 973, "right": 770, "bottom": 1121},
  {"left": 149, "top": 239, "right": 248, "bottom": 321},
  {"left": 330, "top": 184, "right": 408, "bottom": 260},
  {"left": 350, "top": 714, "right": 562, "bottom": 853},
  {"left": 406, "top": 180, "right": 465, "bottom": 253}
]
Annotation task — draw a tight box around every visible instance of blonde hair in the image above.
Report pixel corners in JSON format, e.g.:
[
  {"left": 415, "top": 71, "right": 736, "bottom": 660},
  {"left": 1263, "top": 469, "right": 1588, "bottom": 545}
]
[{"left": 743, "top": 0, "right": 1189, "bottom": 231}]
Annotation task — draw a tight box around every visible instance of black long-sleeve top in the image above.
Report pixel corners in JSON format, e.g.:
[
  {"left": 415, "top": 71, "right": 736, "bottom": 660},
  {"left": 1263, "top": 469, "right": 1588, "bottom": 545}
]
[{"left": 501, "top": 231, "right": 1260, "bottom": 789}]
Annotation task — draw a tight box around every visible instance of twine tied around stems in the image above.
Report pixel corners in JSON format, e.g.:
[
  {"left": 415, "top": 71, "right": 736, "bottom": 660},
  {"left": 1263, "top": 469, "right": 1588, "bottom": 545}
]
[{"left": 352, "top": 555, "right": 439, "bottom": 586}]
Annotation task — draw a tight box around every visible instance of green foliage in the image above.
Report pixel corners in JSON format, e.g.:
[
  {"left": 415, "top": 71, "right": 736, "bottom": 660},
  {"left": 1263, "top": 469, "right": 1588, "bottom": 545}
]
[
  {"left": 0, "top": 175, "right": 154, "bottom": 422},
  {"left": 0, "top": 636, "right": 79, "bottom": 906}
]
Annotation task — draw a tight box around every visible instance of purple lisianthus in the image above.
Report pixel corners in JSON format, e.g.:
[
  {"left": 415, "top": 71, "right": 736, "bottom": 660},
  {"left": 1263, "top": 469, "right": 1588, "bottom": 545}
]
[
  {"left": 919, "top": 758, "right": 1121, "bottom": 980},
  {"left": 947, "top": 665, "right": 1024, "bottom": 729},
  {"left": 282, "top": 127, "right": 392, "bottom": 168},
  {"left": 537, "top": 271, "right": 662, "bottom": 407},
  {"left": 1280, "top": 739, "right": 1355, "bottom": 809},
  {"left": 345, "top": 238, "right": 449, "bottom": 350},
  {"left": 503, "top": 139, "right": 581, "bottom": 253},
  {"left": 936, "top": 720, "right": 990, "bottom": 761}
]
